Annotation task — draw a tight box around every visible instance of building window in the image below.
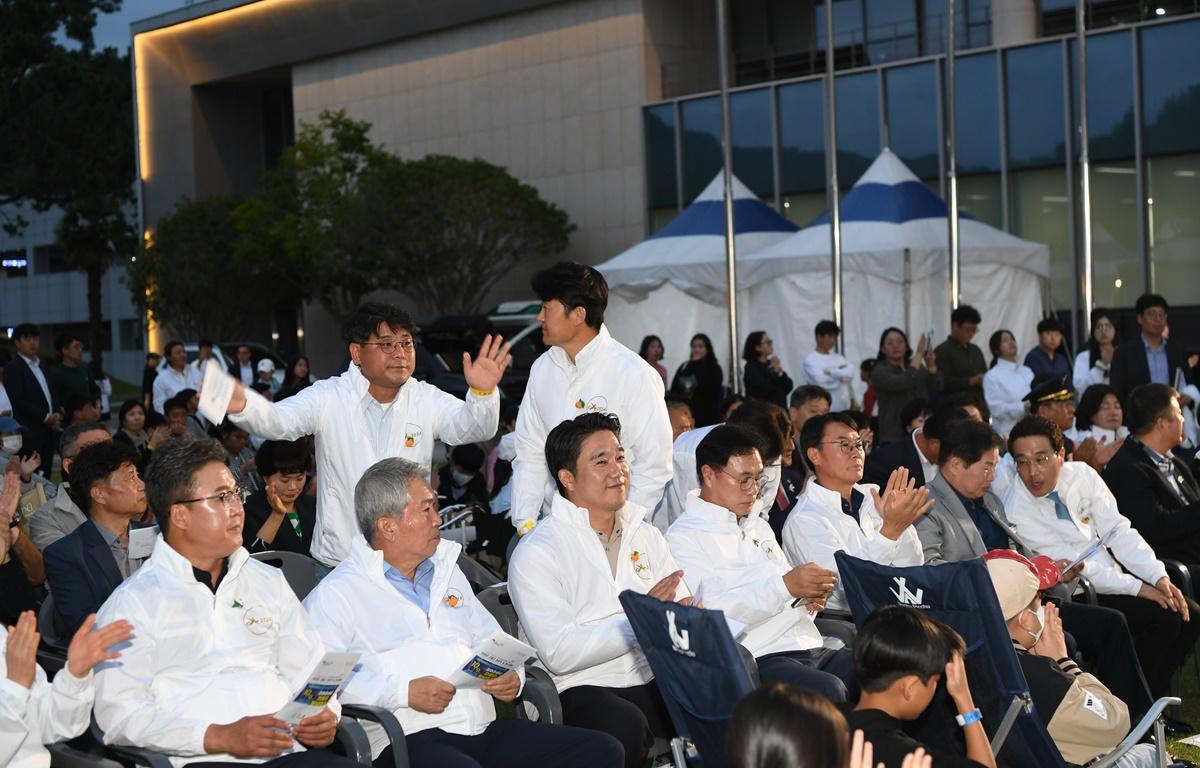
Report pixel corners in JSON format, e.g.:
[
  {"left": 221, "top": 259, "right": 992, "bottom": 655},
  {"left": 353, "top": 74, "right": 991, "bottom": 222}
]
[
  {"left": 1147, "top": 153, "right": 1200, "bottom": 306},
  {"left": 645, "top": 104, "right": 678, "bottom": 217},
  {"left": 885, "top": 61, "right": 939, "bottom": 179},
  {"left": 1011, "top": 167, "right": 1072, "bottom": 311},
  {"left": 779, "top": 80, "right": 827, "bottom": 196},
  {"left": 1071, "top": 31, "right": 1134, "bottom": 162},
  {"left": 119, "top": 318, "right": 144, "bottom": 352},
  {"left": 1086, "top": 161, "right": 1140, "bottom": 307},
  {"left": 731, "top": 89, "right": 775, "bottom": 198},
  {"left": 1006, "top": 42, "right": 1066, "bottom": 170},
  {"left": 681, "top": 97, "right": 723, "bottom": 203},
  {"left": 33, "top": 245, "right": 70, "bottom": 274},
  {"left": 958, "top": 174, "right": 1003, "bottom": 229},
  {"left": 955, "top": 52, "right": 1001, "bottom": 174},
  {"left": 836, "top": 71, "right": 880, "bottom": 182},
  {"left": 1140, "top": 18, "right": 1200, "bottom": 158}
]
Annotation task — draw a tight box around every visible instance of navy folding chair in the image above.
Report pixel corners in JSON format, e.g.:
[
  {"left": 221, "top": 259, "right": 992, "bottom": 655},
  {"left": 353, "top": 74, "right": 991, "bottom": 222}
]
[
  {"left": 834, "top": 552, "right": 1178, "bottom": 768},
  {"left": 618, "top": 590, "right": 756, "bottom": 768}
]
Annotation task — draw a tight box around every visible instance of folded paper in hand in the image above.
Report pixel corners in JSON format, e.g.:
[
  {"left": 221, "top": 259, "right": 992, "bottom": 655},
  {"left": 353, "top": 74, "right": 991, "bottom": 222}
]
[
  {"left": 198, "top": 359, "right": 236, "bottom": 426},
  {"left": 1065, "top": 526, "right": 1124, "bottom": 574},
  {"left": 446, "top": 632, "right": 535, "bottom": 688},
  {"left": 276, "top": 651, "right": 361, "bottom": 724}
]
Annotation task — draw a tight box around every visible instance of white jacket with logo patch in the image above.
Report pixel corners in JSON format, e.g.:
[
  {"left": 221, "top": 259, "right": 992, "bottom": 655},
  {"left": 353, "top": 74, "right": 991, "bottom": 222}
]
[
  {"left": 303, "top": 537, "right": 521, "bottom": 758},
  {"left": 0, "top": 626, "right": 93, "bottom": 768},
  {"left": 667, "top": 491, "right": 823, "bottom": 657},
  {"left": 93, "top": 537, "right": 335, "bottom": 766},
  {"left": 508, "top": 494, "right": 687, "bottom": 692},
  {"left": 230, "top": 363, "right": 499, "bottom": 565},
  {"left": 510, "top": 325, "right": 673, "bottom": 533}
]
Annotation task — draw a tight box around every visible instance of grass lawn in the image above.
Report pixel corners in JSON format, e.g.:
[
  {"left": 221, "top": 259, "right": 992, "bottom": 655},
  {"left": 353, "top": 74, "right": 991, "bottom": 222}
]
[{"left": 1168, "top": 659, "right": 1200, "bottom": 762}]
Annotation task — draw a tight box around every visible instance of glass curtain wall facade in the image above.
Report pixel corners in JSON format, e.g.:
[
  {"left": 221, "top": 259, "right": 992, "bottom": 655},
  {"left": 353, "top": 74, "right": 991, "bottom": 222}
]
[{"left": 643, "top": 13, "right": 1200, "bottom": 347}]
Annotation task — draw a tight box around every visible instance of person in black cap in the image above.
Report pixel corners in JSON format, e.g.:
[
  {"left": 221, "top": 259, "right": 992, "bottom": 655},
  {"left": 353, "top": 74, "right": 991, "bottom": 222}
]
[{"left": 1023, "top": 375, "right": 1123, "bottom": 473}]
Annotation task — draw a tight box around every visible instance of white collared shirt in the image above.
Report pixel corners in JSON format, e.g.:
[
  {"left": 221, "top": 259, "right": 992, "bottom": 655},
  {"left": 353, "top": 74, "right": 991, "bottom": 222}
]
[
  {"left": 667, "top": 492, "right": 823, "bottom": 656},
  {"left": 1002, "top": 461, "right": 1166, "bottom": 596},
  {"left": 802, "top": 350, "right": 856, "bottom": 411},
  {"left": 94, "top": 538, "right": 335, "bottom": 766},
  {"left": 152, "top": 364, "right": 203, "bottom": 414},
  {"left": 511, "top": 325, "right": 673, "bottom": 532},
  {"left": 508, "top": 494, "right": 687, "bottom": 693},
  {"left": 912, "top": 429, "right": 939, "bottom": 483},
  {"left": 984, "top": 359, "right": 1034, "bottom": 437},
  {"left": 19, "top": 353, "right": 53, "bottom": 417},
  {"left": 783, "top": 480, "right": 924, "bottom": 612},
  {"left": 230, "top": 364, "right": 498, "bottom": 566}
]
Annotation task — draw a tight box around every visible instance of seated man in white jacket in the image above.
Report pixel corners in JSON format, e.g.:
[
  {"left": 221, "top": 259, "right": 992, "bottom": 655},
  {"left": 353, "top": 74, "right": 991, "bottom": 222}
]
[
  {"left": 93, "top": 438, "right": 361, "bottom": 767},
  {"left": 508, "top": 413, "right": 688, "bottom": 768},
  {"left": 226, "top": 302, "right": 509, "bottom": 568},
  {"left": 510, "top": 262, "right": 673, "bottom": 536},
  {"left": 783, "top": 413, "right": 931, "bottom": 613},
  {"left": 665, "top": 424, "right": 852, "bottom": 701},
  {"left": 1002, "top": 415, "right": 1200, "bottom": 700},
  {"left": 1, "top": 609, "right": 131, "bottom": 767},
  {"left": 303, "top": 457, "right": 622, "bottom": 768}
]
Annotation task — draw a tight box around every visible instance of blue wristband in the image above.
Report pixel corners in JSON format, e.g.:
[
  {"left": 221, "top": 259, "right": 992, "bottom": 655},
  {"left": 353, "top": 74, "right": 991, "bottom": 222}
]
[{"left": 956, "top": 708, "right": 983, "bottom": 727}]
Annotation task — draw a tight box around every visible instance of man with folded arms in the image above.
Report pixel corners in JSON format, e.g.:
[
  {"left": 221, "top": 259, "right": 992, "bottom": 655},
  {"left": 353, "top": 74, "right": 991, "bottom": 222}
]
[
  {"left": 666, "top": 424, "right": 851, "bottom": 701},
  {"left": 508, "top": 413, "right": 687, "bottom": 768},
  {"left": 93, "top": 438, "right": 360, "bottom": 766},
  {"left": 303, "top": 457, "right": 621, "bottom": 768}
]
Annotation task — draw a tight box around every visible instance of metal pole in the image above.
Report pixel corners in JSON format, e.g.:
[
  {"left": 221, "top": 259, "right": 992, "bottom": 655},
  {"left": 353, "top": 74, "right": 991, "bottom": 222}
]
[
  {"left": 1077, "top": 0, "right": 1094, "bottom": 336},
  {"left": 825, "top": 0, "right": 844, "bottom": 352},
  {"left": 946, "top": 0, "right": 960, "bottom": 310},
  {"left": 716, "top": 0, "right": 742, "bottom": 394}
]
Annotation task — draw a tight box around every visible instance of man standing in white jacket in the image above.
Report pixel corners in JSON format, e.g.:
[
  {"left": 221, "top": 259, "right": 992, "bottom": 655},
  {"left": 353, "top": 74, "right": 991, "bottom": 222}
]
[
  {"left": 304, "top": 457, "right": 622, "bottom": 768},
  {"left": 1002, "top": 415, "right": 1199, "bottom": 700},
  {"left": 508, "top": 413, "right": 687, "bottom": 768},
  {"left": 226, "top": 302, "right": 509, "bottom": 567},
  {"left": 510, "top": 262, "right": 672, "bottom": 535},
  {"left": 665, "top": 425, "right": 852, "bottom": 701},
  {"left": 802, "top": 320, "right": 857, "bottom": 411},
  {"left": 93, "top": 438, "right": 361, "bottom": 767},
  {"left": 783, "top": 413, "right": 931, "bottom": 613},
  {"left": 1, "top": 609, "right": 131, "bottom": 766}
]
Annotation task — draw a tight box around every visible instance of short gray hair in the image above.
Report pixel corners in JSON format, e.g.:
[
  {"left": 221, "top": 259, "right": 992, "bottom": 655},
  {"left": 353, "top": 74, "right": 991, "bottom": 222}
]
[
  {"left": 62, "top": 420, "right": 109, "bottom": 458},
  {"left": 355, "top": 457, "right": 426, "bottom": 545}
]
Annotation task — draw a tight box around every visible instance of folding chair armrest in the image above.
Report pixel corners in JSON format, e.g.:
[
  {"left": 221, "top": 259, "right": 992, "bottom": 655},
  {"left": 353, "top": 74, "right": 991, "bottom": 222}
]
[
  {"left": 333, "top": 717, "right": 374, "bottom": 764},
  {"left": 1074, "top": 574, "right": 1099, "bottom": 606},
  {"left": 1088, "top": 696, "right": 1180, "bottom": 768},
  {"left": 1162, "top": 559, "right": 1193, "bottom": 597},
  {"left": 339, "top": 705, "right": 407, "bottom": 767},
  {"left": 518, "top": 667, "right": 563, "bottom": 725},
  {"left": 48, "top": 742, "right": 123, "bottom": 768},
  {"left": 735, "top": 643, "right": 761, "bottom": 687},
  {"left": 99, "top": 744, "right": 176, "bottom": 768},
  {"left": 37, "top": 648, "right": 67, "bottom": 680},
  {"left": 814, "top": 617, "right": 857, "bottom": 647}
]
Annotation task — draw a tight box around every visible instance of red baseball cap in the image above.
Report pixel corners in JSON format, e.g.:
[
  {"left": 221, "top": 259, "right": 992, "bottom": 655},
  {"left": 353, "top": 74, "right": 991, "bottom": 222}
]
[{"left": 982, "top": 549, "right": 1060, "bottom": 591}]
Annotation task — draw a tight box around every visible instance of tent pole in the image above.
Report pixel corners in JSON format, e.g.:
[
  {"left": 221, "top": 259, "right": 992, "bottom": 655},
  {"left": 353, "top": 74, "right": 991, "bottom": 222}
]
[
  {"left": 824, "top": 0, "right": 844, "bottom": 352},
  {"left": 716, "top": 0, "right": 741, "bottom": 394},
  {"left": 946, "top": 0, "right": 960, "bottom": 310},
  {"left": 1077, "top": 0, "right": 1093, "bottom": 337}
]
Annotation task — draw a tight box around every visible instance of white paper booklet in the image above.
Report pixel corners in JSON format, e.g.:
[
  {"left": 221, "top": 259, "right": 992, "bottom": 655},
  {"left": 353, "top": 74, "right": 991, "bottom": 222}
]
[
  {"left": 197, "top": 359, "right": 236, "bottom": 425},
  {"left": 128, "top": 525, "right": 159, "bottom": 560},
  {"left": 446, "top": 632, "right": 535, "bottom": 688},
  {"left": 1064, "top": 525, "right": 1123, "bottom": 574},
  {"left": 276, "top": 652, "right": 362, "bottom": 724}
]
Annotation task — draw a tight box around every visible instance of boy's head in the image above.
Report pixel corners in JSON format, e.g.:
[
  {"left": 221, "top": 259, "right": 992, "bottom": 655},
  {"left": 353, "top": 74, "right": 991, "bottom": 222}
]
[{"left": 854, "top": 605, "right": 964, "bottom": 720}]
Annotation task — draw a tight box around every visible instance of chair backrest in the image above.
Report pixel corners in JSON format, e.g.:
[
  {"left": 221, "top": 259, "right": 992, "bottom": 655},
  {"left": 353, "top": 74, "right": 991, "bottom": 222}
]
[
  {"left": 251, "top": 550, "right": 320, "bottom": 600},
  {"left": 477, "top": 583, "right": 519, "bottom": 636},
  {"left": 457, "top": 552, "right": 503, "bottom": 594},
  {"left": 39, "top": 591, "right": 67, "bottom": 650},
  {"left": 833, "top": 552, "right": 1066, "bottom": 768},
  {"left": 619, "top": 590, "right": 756, "bottom": 768}
]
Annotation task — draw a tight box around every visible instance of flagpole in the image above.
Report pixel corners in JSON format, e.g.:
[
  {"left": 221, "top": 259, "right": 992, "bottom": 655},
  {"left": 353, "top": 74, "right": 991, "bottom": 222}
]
[
  {"left": 824, "top": 0, "right": 844, "bottom": 351},
  {"left": 716, "top": 0, "right": 741, "bottom": 393},
  {"left": 946, "top": 0, "right": 960, "bottom": 310}
]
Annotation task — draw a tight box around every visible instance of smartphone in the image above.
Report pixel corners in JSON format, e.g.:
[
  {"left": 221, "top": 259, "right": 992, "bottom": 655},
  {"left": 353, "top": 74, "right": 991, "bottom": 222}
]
[{"left": 9, "top": 508, "right": 21, "bottom": 528}]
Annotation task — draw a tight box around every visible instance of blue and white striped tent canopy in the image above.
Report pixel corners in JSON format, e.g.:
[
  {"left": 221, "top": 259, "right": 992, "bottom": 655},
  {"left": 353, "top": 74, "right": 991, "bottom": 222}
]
[{"left": 596, "top": 171, "right": 798, "bottom": 306}]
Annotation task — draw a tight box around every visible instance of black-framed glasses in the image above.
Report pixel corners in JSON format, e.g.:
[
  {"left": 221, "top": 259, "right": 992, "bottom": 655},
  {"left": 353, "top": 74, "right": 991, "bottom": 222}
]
[
  {"left": 820, "top": 439, "right": 866, "bottom": 455},
  {"left": 357, "top": 339, "right": 415, "bottom": 354},
  {"left": 721, "top": 469, "right": 767, "bottom": 494},
  {"left": 177, "top": 487, "right": 250, "bottom": 510}
]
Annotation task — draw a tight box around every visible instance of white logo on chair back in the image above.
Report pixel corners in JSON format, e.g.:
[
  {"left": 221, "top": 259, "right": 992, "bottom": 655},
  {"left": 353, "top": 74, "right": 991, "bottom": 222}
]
[
  {"left": 666, "top": 610, "right": 696, "bottom": 657},
  {"left": 889, "top": 577, "right": 925, "bottom": 606}
]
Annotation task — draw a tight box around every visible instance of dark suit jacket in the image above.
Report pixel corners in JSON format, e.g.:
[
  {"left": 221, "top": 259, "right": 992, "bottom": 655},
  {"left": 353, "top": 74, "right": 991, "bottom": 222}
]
[
  {"left": 241, "top": 490, "right": 316, "bottom": 555},
  {"left": 1110, "top": 337, "right": 1190, "bottom": 407},
  {"left": 863, "top": 432, "right": 927, "bottom": 489},
  {"left": 44, "top": 520, "right": 125, "bottom": 637},
  {"left": 1102, "top": 438, "right": 1200, "bottom": 563},
  {"left": 767, "top": 464, "right": 806, "bottom": 544},
  {"left": 3, "top": 357, "right": 56, "bottom": 444}
]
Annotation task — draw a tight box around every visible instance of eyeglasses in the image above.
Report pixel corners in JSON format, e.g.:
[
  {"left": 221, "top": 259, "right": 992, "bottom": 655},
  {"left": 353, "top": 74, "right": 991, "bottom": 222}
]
[
  {"left": 1142, "top": 310, "right": 1167, "bottom": 320},
  {"left": 1093, "top": 322, "right": 1114, "bottom": 331},
  {"left": 358, "top": 339, "right": 415, "bottom": 354},
  {"left": 1014, "top": 452, "right": 1055, "bottom": 471},
  {"left": 177, "top": 487, "right": 250, "bottom": 510},
  {"left": 721, "top": 469, "right": 767, "bottom": 494},
  {"left": 820, "top": 439, "right": 867, "bottom": 455}
]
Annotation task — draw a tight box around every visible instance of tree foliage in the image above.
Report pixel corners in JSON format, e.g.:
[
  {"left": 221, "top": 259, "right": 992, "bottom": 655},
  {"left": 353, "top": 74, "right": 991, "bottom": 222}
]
[{"left": 129, "top": 196, "right": 268, "bottom": 341}]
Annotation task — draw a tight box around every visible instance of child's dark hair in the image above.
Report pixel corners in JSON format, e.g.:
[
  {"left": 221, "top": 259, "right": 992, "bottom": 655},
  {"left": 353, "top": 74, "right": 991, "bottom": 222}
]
[{"left": 854, "top": 605, "right": 964, "bottom": 692}]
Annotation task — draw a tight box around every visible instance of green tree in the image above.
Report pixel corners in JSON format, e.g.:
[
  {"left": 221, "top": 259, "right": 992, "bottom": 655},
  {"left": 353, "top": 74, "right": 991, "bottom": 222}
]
[
  {"left": 128, "top": 196, "right": 269, "bottom": 341},
  {"left": 352, "top": 154, "right": 574, "bottom": 314}
]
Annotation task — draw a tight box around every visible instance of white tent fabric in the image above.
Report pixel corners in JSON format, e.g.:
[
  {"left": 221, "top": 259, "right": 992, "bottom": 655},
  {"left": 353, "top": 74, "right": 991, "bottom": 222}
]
[{"left": 601, "top": 151, "right": 1051, "bottom": 389}]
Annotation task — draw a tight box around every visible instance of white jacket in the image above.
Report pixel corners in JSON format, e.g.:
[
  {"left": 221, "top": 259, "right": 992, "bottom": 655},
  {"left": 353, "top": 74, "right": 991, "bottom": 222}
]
[
  {"left": 510, "top": 325, "right": 672, "bottom": 532},
  {"left": 94, "top": 537, "right": 335, "bottom": 766},
  {"left": 984, "top": 360, "right": 1034, "bottom": 438},
  {"left": 230, "top": 363, "right": 498, "bottom": 565},
  {"left": 304, "top": 538, "right": 520, "bottom": 757},
  {"left": 0, "top": 628, "right": 93, "bottom": 768},
  {"left": 1002, "top": 461, "right": 1166, "bottom": 596},
  {"left": 783, "top": 481, "right": 924, "bottom": 612},
  {"left": 1073, "top": 350, "right": 1110, "bottom": 394},
  {"left": 153, "top": 364, "right": 203, "bottom": 414},
  {"left": 508, "top": 494, "right": 687, "bottom": 692},
  {"left": 803, "top": 351, "right": 856, "bottom": 411},
  {"left": 666, "top": 492, "right": 823, "bottom": 657},
  {"left": 654, "top": 425, "right": 782, "bottom": 533}
]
